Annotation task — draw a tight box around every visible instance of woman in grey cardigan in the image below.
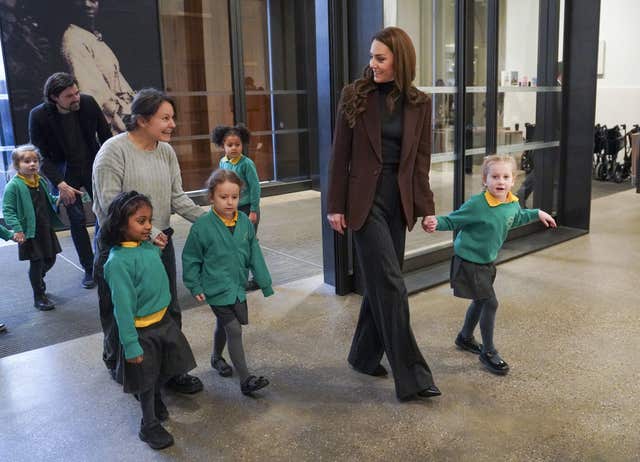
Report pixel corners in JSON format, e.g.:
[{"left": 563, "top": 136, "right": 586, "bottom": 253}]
[{"left": 92, "top": 88, "right": 205, "bottom": 393}]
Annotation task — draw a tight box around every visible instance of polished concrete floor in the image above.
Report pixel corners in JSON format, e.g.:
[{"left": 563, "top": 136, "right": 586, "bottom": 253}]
[{"left": 1, "top": 188, "right": 639, "bottom": 461}]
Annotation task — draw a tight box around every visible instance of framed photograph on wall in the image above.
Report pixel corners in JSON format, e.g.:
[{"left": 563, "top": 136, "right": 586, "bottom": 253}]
[{"left": 0, "top": 0, "right": 164, "bottom": 144}]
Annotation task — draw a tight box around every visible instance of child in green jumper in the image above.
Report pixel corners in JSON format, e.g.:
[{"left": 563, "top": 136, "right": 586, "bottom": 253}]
[
  {"left": 213, "top": 123, "right": 262, "bottom": 291},
  {"left": 183, "top": 169, "right": 273, "bottom": 395},
  {"left": 424, "top": 154, "right": 556, "bottom": 375},
  {"left": 2, "top": 145, "right": 69, "bottom": 311},
  {"left": 103, "top": 191, "right": 197, "bottom": 450}
]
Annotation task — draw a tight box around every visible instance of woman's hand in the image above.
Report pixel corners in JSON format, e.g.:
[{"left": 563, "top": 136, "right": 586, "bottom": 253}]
[
  {"left": 194, "top": 293, "right": 205, "bottom": 302},
  {"left": 126, "top": 355, "right": 143, "bottom": 364},
  {"left": 14, "top": 232, "right": 25, "bottom": 244},
  {"left": 538, "top": 210, "right": 557, "bottom": 228},
  {"left": 421, "top": 216, "right": 438, "bottom": 233},
  {"left": 249, "top": 211, "right": 258, "bottom": 224},
  {"left": 327, "top": 213, "right": 347, "bottom": 235},
  {"left": 57, "top": 181, "right": 84, "bottom": 206},
  {"left": 153, "top": 232, "right": 168, "bottom": 250}
]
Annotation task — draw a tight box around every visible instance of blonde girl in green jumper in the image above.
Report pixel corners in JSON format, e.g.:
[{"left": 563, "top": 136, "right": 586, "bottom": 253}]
[
  {"left": 424, "top": 155, "right": 556, "bottom": 375},
  {"left": 182, "top": 169, "right": 273, "bottom": 395},
  {"left": 2, "top": 145, "right": 73, "bottom": 311}
]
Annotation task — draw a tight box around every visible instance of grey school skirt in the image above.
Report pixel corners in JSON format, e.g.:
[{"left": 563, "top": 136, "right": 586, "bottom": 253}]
[
  {"left": 211, "top": 300, "right": 249, "bottom": 326},
  {"left": 449, "top": 255, "right": 497, "bottom": 300},
  {"left": 118, "top": 311, "right": 197, "bottom": 394}
]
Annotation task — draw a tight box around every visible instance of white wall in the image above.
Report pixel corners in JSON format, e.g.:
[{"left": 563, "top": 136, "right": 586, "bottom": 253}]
[{"left": 595, "top": 0, "right": 640, "bottom": 128}]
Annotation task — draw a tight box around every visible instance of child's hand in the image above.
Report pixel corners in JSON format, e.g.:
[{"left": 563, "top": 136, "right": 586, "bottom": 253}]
[
  {"left": 421, "top": 216, "right": 438, "bottom": 233},
  {"left": 249, "top": 212, "right": 258, "bottom": 224},
  {"left": 194, "top": 293, "right": 205, "bottom": 302},
  {"left": 538, "top": 210, "right": 557, "bottom": 228},
  {"left": 14, "top": 232, "right": 25, "bottom": 244},
  {"left": 153, "top": 232, "right": 168, "bottom": 250},
  {"left": 126, "top": 355, "right": 143, "bottom": 364}
]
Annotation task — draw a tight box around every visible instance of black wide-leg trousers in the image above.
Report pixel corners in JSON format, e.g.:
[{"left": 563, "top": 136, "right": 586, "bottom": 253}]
[{"left": 348, "top": 167, "right": 435, "bottom": 400}]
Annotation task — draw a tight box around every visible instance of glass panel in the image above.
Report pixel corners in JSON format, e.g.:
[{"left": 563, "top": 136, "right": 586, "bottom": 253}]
[
  {"left": 0, "top": 38, "right": 15, "bottom": 205},
  {"left": 390, "top": 0, "right": 457, "bottom": 252},
  {"left": 274, "top": 132, "right": 309, "bottom": 180},
  {"left": 464, "top": 0, "right": 488, "bottom": 200},
  {"left": 241, "top": 0, "right": 310, "bottom": 182},
  {"left": 159, "top": 0, "right": 234, "bottom": 191}
]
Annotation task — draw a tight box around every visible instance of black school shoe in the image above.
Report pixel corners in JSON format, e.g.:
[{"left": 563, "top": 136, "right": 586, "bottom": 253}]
[
  {"left": 165, "top": 373, "right": 203, "bottom": 394},
  {"left": 34, "top": 296, "right": 55, "bottom": 311},
  {"left": 455, "top": 333, "right": 483, "bottom": 354},
  {"left": 0, "top": 322, "right": 6, "bottom": 333},
  {"left": 81, "top": 271, "right": 96, "bottom": 289},
  {"left": 211, "top": 356, "right": 233, "bottom": 377},
  {"left": 479, "top": 351, "right": 510, "bottom": 375},
  {"left": 241, "top": 375, "right": 269, "bottom": 395},
  {"left": 139, "top": 420, "right": 174, "bottom": 450}
]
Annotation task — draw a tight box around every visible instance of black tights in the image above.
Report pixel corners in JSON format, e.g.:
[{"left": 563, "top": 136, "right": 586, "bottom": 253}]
[
  {"left": 460, "top": 295, "right": 499, "bottom": 354},
  {"left": 212, "top": 319, "right": 249, "bottom": 382},
  {"left": 29, "top": 257, "right": 55, "bottom": 298},
  {"left": 139, "top": 384, "right": 161, "bottom": 428}
]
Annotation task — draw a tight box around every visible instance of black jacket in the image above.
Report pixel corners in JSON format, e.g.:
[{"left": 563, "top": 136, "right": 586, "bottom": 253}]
[{"left": 28, "top": 94, "right": 111, "bottom": 185}]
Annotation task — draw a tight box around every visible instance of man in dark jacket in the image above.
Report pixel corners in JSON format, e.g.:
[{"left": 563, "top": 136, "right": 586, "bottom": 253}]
[{"left": 29, "top": 72, "right": 111, "bottom": 288}]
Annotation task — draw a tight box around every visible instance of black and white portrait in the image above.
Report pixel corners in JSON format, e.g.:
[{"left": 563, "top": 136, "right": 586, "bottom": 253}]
[{"left": 0, "top": 0, "right": 163, "bottom": 142}]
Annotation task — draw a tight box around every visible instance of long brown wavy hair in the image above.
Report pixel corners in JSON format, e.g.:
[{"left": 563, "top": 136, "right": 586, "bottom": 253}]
[{"left": 341, "top": 27, "right": 427, "bottom": 128}]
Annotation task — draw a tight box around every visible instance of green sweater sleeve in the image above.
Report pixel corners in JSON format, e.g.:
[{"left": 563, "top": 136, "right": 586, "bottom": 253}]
[
  {"left": 244, "top": 161, "right": 261, "bottom": 212},
  {"left": 512, "top": 207, "right": 539, "bottom": 228},
  {"left": 105, "top": 257, "right": 143, "bottom": 359},
  {"left": 2, "top": 182, "right": 22, "bottom": 233},
  {"left": 0, "top": 224, "right": 13, "bottom": 241},
  {"left": 182, "top": 224, "right": 205, "bottom": 296},
  {"left": 248, "top": 226, "right": 273, "bottom": 297},
  {"left": 436, "top": 197, "right": 479, "bottom": 231}
]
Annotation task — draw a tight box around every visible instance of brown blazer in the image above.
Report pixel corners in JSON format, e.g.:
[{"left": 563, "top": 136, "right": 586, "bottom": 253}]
[{"left": 327, "top": 85, "right": 435, "bottom": 231}]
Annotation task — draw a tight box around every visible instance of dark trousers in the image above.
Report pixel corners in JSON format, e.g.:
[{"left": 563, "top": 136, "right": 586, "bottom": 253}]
[
  {"left": 63, "top": 178, "right": 94, "bottom": 272},
  {"left": 348, "top": 168, "right": 435, "bottom": 400},
  {"left": 29, "top": 257, "right": 56, "bottom": 298},
  {"left": 94, "top": 228, "right": 182, "bottom": 370}
]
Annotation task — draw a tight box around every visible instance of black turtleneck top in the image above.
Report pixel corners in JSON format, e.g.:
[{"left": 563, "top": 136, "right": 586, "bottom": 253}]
[{"left": 376, "top": 81, "right": 404, "bottom": 166}]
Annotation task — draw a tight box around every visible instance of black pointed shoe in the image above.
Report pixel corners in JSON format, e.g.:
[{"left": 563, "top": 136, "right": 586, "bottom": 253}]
[
  {"left": 417, "top": 385, "right": 442, "bottom": 398},
  {"left": 34, "top": 296, "right": 55, "bottom": 311},
  {"left": 455, "top": 333, "right": 482, "bottom": 354},
  {"left": 479, "top": 351, "right": 510, "bottom": 375}
]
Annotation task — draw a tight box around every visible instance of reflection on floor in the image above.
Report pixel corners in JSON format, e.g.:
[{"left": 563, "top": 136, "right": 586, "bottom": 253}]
[{"left": 0, "top": 188, "right": 638, "bottom": 460}]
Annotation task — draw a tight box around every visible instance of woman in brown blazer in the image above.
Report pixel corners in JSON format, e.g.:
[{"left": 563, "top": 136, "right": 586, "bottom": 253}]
[{"left": 327, "top": 27, "right": 440, "bottom": 401}]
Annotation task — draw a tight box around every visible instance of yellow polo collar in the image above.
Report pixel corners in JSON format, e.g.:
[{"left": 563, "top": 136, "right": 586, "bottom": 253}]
[
  {"left": 222, "top": 155, "right": 242, "bottom": 165},
  {"left": 484, "top": 190, "right": 519, "bottom": 207},
  {"left": 120, "top": 241, "right": 142, "bottom": 248},
  {"left": 212, "top": 207, "right": 239, "bottom": 226}
]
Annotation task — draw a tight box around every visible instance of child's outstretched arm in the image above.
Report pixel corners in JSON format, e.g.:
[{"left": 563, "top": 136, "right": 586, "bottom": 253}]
[{"left": 538, "top": 210, "right": 557, "bottom": 228}]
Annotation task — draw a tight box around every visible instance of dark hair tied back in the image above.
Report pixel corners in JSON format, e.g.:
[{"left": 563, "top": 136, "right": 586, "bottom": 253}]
[
  {"left": 211, "top": 123, "right": 251, "bottom": 147},
  {"left": 126, "top": 88, "right": 176, "bottom": 132},
  {"left": 102, "top": 191, "right": 153, "bottom": 247}
]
